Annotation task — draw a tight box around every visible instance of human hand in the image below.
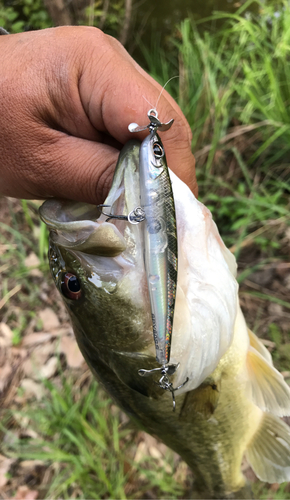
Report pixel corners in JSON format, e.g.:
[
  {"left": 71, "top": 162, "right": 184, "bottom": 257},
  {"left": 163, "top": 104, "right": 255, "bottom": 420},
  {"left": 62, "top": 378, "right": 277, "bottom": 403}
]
[{"left": 0, "top": 27, "right": 197, "bottom": 202}]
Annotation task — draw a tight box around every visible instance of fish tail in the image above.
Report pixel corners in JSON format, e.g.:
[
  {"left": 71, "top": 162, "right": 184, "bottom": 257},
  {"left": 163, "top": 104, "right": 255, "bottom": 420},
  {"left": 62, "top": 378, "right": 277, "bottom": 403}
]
[{"left": 246, "top": 412, "right": 290, "bottom": 483}]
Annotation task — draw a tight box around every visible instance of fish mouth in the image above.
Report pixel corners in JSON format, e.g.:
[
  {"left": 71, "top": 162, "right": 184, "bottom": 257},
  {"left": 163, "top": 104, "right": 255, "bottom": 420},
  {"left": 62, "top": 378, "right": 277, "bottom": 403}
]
[{"left": 39, "top": 140, "right": 141, "bottom": 258}]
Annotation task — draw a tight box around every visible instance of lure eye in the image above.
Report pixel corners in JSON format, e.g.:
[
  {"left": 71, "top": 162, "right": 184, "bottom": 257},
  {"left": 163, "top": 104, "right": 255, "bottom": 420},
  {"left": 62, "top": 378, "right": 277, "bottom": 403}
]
[
  {"left": 148, "top": 218, "right": 162, "bottom": 234},
  {"left": 153, "top": 142, "right": 164, "bottom": 159},
  {"left": 61, "top": 273, "right": 82, "bottom": 300}
]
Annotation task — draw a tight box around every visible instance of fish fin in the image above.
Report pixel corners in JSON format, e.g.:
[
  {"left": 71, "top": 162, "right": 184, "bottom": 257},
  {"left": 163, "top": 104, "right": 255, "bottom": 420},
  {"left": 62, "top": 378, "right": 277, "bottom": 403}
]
[
  {"left": 246, "top": 412, "right": 290, "bottom": 483},
  {"left": 180, "top": 380, "right": 221, "bottom": 420},
  {"left": 247, "top": 346, "right": 290, "bottom": 416},
  {"left": 248, "top": 328, "right": 273, "bottom": 365}
]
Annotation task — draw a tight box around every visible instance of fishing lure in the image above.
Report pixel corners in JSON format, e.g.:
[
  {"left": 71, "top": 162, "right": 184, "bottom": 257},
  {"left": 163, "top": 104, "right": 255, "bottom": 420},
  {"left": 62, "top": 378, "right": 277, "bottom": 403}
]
[
  {"left": 130, "top": 110, "right": 176, "bottom": 365},
  {"left": 129, "top": 110, "right": 188, "bottom": 410},
  {"left": 101, "top": 109, "right": 188, "bottom": 409}
]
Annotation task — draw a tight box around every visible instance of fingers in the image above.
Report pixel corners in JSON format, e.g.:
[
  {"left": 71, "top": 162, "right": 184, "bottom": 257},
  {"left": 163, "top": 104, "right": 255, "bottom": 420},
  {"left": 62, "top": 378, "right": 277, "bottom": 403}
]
[
  {"left": 18, "top": 134, "right": 119, "bottom": 203},
  {"left": 76, "top": 30, "right": 197, "bottom": 196},
  {"left": 0, "top": 27, "right": 197, "bottom": 202}
]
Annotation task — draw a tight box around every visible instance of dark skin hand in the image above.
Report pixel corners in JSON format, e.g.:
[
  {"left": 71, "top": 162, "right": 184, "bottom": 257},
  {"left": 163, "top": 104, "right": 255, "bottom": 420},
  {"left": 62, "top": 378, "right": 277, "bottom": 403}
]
[{"left": 0, "top": 26, "right": 197, "bottom": 203}]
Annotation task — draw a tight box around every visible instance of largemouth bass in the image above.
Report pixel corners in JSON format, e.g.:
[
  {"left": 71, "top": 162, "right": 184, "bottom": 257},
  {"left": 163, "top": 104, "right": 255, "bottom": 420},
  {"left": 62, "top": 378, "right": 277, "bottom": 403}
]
[{"left": 39, "top": 140, "right": 290, "bottom": 499}]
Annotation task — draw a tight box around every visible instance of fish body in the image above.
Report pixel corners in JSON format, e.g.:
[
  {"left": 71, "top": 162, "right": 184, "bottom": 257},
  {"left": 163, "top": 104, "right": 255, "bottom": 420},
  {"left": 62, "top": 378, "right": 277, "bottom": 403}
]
[{"left": 40, "top": 140, "right": 290, "bottom": 499}]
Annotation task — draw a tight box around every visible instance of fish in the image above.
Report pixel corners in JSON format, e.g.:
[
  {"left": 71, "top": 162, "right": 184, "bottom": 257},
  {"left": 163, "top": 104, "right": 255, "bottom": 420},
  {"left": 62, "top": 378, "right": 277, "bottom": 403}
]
[{"left": 39, "top": 139, "right": 290, "bottom": 499}]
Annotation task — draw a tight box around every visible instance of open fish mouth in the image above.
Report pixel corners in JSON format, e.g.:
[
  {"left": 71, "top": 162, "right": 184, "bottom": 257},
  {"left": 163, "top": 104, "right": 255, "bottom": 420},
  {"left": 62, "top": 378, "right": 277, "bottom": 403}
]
[{"left": 40, "top": 139, "right": 238, "bottom": 394}]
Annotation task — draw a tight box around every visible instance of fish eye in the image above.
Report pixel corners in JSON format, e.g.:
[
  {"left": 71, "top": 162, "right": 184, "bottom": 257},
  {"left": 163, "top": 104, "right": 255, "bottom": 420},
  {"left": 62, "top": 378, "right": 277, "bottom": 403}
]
[
  {"left": 153, "top": 142, "right": 164, "bottom": 158},
  {"left": 61, "top": 272, "right": 82, "bottom": 300}
]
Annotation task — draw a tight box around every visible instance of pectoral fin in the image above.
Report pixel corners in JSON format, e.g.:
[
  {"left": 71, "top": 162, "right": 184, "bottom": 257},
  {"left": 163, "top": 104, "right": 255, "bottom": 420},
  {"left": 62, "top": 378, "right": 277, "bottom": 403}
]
[
  {"left": 247, "top": 346, "right": 290, "bottom": 416},
  {"left": 181, "top": 379, "right": 221, "bottom": 420},
  {"left": 246, "top": 412, "right": 290, "bottom": 483}
]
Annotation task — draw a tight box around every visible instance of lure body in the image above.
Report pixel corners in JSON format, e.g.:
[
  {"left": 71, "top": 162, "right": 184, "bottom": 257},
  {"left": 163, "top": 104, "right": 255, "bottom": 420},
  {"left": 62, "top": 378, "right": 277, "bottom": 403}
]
[{"left": 139, "top": 129, "right": 177, "bottom": 365}]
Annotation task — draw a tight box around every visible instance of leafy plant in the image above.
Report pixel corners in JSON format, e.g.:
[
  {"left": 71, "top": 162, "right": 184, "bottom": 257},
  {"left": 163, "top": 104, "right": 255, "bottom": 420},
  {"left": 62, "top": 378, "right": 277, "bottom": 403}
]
[
  {"left": 1, "top": 376, "right": 184, "bottom": 499},
  {"left": 0, "top": 0, "right": 52, "bottom": 33}
]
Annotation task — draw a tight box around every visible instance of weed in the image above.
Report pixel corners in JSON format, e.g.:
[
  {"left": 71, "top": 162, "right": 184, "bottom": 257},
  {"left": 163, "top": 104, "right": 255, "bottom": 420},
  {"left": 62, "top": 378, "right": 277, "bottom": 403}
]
[{"left": 1, "top": 376, "right": 184, "bottom": 499}]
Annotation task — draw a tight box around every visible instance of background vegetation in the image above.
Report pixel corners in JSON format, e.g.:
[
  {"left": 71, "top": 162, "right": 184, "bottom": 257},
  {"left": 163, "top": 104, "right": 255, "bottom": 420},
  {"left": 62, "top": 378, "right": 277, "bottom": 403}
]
[{"left": 0, "top": 0, "right": 290, "bottom": 498}]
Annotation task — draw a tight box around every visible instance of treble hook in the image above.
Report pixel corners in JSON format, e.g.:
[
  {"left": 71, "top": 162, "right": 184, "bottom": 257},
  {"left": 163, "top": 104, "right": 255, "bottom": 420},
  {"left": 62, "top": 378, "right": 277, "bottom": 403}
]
[
  {"left": 128, "top": 109, "right": 174, "bottom": 134},
  {"left": 138, "top": 363, "right": 189, "bottom": 411},
  {"left": 97, "top": 205, "right": 145, "bottom": 225}
]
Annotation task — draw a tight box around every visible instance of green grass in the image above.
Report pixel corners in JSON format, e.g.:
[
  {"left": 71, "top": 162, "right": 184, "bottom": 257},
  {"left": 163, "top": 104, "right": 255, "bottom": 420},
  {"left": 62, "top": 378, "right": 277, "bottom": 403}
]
[
  {"left": 175, "top": 0, "right": 290, "bottom": 162},
  {"left": 252, "top": 481, "right": 290, "bottom": 500},
  {"left": 143, "top": 1, "right": 290, "bottom": 263},
  {"left": 1, "top": 376, "right": 185, "bottom": 499},
  {"left": 5, "top": 378, "right": 130, "bottom": 499},
  {"left": 0, "top": 198, "right": 49, "bottom": 345}
]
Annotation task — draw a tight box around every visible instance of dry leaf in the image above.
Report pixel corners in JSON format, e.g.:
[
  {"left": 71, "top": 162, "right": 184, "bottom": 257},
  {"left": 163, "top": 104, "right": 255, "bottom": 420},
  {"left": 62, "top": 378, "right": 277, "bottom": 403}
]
[
  {"left": 149, "top": 446, "right": 162, "bottom": 460},
  {"left": 285, "top": 274, "right": 290, "bottom": 291},
  {"left": 39, "top": 308, "right": 60, "bottom": 331},
  {"left": 0, "top": 454, "right": 15, "bottom": 487},
  {"left": 20, "top": 428, "right": 39, "bottom": 439},
  {"left": 173, "top": 460, "right": 189, "bottom": 484},
  {"left": 24, "top": 253, "right": 40, "bottom": 268},
  {"left": 260, "top": 338, "right": 276, "bottom": 348},
  {"left": 22, "top": 333, "right": 52, "bottom": 346},
  {"left": 0, "top": 322, "right": 13, "bottom": 340},
  {"left": 134, "top": 441, "right": 147, "bottom": 463},
  {"left": 39, "top": 356, "right": 58, "bottom": 379},
  {"left": 268, "top": 303, "right": 284, "bottom": 316},
  {"left": 59, "top": 335, "right": 84, "bottom": 368},
  {"left": 0, "top": 322, "right": 13, "bottom": 347},
  {"left": 21, "top": 378, "right": 45, "bottom": 400},
  {"left": 23, "top": 344, "right": 56, "bottom": 379},
  {"left": 270, "top": 483, "right": 280, "bottom": 492},
  {"left": 0, "top": 362, "right": 13, "bottom": 391},
  {"left": 149, "top": 445, "right": 171, "bottom": 473},
  {"left": 19, "top": 460, "right": 44, "bottom": 470},
  {"left": 54, "top": 326, "right": 74, "bottom": 337},
  {"left": 24, "top": 253, "right": 42, "bottom": 278},
  {"left": 13, "top": 485, "right": 39, "bottom": 499},
  {"left": 13, "top": 413, "right": 29, "bottom": 428}
]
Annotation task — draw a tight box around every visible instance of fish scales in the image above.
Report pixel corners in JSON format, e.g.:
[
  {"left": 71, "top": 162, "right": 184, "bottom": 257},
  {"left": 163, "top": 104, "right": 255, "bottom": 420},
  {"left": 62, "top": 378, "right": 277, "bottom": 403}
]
[{"left": 40, "top": 139, "right": 290, "bottom": 499}]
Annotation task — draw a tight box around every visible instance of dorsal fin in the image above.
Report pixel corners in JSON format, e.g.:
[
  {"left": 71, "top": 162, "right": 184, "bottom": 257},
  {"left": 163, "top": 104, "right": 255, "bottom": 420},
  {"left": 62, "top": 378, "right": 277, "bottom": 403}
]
[
  {"left": 246, "top": 412, "right": 290, "bottom": 483},
  {"left": 247, "top": 346, "right": 290, "bottom": 416}
]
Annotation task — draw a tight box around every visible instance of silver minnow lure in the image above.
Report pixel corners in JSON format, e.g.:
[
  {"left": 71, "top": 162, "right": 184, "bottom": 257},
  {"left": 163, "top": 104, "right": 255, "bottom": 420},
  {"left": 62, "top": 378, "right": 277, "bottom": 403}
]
[
  {"left": 131, "top": 111, "right": 177, "bottom": 365},
  {"left": 129, "top": 110, "right": 188, "bottom": 407}
]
